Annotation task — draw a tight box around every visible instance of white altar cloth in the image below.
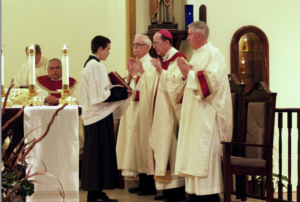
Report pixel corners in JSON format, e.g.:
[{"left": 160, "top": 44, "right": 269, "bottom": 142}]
[{"left": 24, "top": 106, "right": 79, "bottom": 202}]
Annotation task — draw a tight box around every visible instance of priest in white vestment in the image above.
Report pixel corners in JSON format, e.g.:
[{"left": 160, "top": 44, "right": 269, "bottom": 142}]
[
  {"left": 116, "top": 35, "right": 156, "bottom": 196},
  {"left": 133, "top": 30, "right": 187, "bottom": 202},
  {"left": 175, "top": 21, "right": 233, "bottom": 202},
  {"left": 14, "top": 44, "right": 48, "bottom": 87}
]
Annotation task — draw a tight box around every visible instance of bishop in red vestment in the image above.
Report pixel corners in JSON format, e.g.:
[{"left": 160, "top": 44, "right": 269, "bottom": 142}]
[{"left": 36, "top": 58, "right": 78, "bottom": 105}]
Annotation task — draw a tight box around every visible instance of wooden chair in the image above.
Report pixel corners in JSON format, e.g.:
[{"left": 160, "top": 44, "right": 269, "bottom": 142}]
[
  {"left": 222, "top": 82, "right": 277, "bottom": 202},
  {"left": 229, "top": 74, "right": 245, "bottom": 155},
  {"left": 228, "top": 74, "right": 245, "bottom": 200}
]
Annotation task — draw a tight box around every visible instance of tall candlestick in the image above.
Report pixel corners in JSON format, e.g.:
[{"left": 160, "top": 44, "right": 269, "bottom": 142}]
[
  {"left": 1, "top": 45, "right": 4, "bottom": 86},
  {"left": 28, "top": 44, "right": 36, "bottom": 86},
  {"left": 61, "top": 44, "right": 69, "bottom": 87}
]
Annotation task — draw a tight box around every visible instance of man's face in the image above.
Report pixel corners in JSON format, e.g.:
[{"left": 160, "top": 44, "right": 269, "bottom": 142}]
[
  {"left": 99, "top": 43, "right": 111, "bottom": 61},
  {"left": 47, "top": 61, "right": 62, "bottom": 80},
  {"left": 132, "top": 37, "right": 149, "bottom": 59},
  {"left": 187, "top": 27, "right": 201, "bottom": 50},
  {"left": 35, "top": 52, "right": 42, "bottom": 65},
  {"left": 153, "top": 33, "right": 168, "bottom": 57},
  {"left": 26, "top": 50, "right": 42, "bottom": 66}
]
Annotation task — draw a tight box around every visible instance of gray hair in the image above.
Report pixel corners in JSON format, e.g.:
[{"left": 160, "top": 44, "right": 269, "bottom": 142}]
[
  {"left": 47, "top": 58, "right": 62, "bottom": 68},
  {"left": 188, "top": 21, "right": 209, "bottom": 39},
  {"left": 135, "top": 35, "right": 152, "bottom": 50}
]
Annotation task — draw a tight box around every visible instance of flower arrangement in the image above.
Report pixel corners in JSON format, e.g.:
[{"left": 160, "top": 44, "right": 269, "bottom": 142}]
[{"left": 1, "top": 81, "right": 66, "bottom": 202}]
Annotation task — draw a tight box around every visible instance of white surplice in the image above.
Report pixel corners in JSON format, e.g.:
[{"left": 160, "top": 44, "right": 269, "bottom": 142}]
[
  {"left": 175, "top": 42, "right": 232, "bottom": 195},
  {"left": 116, "top": 53, "right": 154, "bottom": 176},
  {"left": 24, "top": 106, "right": 79, "bottom": 202},
  {"left": 14, "top": 56, "right": 48, "bottom": 87},
  {"left": 79, "top": 56, "right": 130, "bottom": 126}
]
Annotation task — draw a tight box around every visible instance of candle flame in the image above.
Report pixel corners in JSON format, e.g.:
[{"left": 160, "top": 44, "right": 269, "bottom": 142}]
[
  {"left": 29, "top": 44, "right": 35, "bottom": 50},
  {"left": 244, "top": 37, "right": 247, "bottom": 42},
  {"left": 62, "top": 44, "right": 68, "bottom": 50}
]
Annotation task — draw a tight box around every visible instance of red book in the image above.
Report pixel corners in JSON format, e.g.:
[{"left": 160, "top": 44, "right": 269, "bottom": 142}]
[{"left": 108, "top": 71, "right": 132, "bottom": 91}]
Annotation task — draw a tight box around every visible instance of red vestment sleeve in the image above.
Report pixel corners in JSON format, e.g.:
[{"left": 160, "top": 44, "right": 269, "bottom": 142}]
[
  {"left": 195, "top": 71, "right": 212, "bottom": 99},
  {"left": 132, "top": 76, "right": 140, "bottom": 102}
]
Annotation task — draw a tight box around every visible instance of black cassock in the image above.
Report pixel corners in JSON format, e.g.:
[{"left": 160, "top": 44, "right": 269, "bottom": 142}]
[{"left": 81, "top": 55, "right": 128, "bottom": 191}]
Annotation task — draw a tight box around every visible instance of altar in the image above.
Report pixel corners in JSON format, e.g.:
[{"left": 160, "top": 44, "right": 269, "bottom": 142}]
[{"left": 2, "top": 106, "right": 80, "bottom": 202}]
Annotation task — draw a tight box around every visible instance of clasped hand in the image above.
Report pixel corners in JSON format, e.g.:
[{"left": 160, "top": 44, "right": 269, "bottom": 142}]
[
  {"left": 150, "top": 58, "right": 163, "bottom": 75},
  {"left": 45, "top": 96, "right": 59, "bottom": 105},
  {"left": 127, "top": 57, "right": 144, "bottom": 77},
  {"left": 177, "top": 57, "right": 192, "bottom": 80}
]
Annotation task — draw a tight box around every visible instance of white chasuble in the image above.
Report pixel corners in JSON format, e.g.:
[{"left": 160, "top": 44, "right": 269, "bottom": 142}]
[
  {"left": 14, "top": 56, "right": 48, "bottom": 87},
  {"left": 147, "top": 48, "right": 186, "bottom": 190},
  {"left": 135, "top": 60, "right": 158, "bottom": 175},
  {"left": 175, "top": 42, "right": 232, "bottom": 193},
  {"left": 116, "top": 54, "right": 154, "bottom": 176}
]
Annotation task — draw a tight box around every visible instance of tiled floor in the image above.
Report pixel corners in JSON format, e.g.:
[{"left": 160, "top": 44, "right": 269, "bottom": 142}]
[{"left": 79, "top": 189, "right": 267, "bottom": 202}]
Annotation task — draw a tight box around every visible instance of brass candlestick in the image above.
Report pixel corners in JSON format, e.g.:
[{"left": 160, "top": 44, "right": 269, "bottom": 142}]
[
  {"left": 58, "top": 84, "right": 76, "bottom": 106},
  {"left": 25, "top": 84, "right": 42, "bottom": 106}
]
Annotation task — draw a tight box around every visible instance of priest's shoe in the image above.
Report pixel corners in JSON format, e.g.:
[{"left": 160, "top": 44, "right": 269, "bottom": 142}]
[
  {"left": 87, "top": 196, "right": 118, "bottom": 202},
  {"left": 164, "top": 199, "right": 185, "bottom": 202},
  {"left": 154, "top": 195, "right": 165, "bottom": 200},
  {"left": 164, "top": 195, "right": 186, "bottom": 202},
  {"left": 128, "top": 187, "right": 139, "bottom": 193},
  {"left": 137, "top": 189, "right": 157, "bottom": 196}
]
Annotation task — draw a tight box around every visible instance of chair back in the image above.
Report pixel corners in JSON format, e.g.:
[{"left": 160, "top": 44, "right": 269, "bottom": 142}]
[
  {"left": 241, "top": 82, "right": 277, "bottom": 161},
  {"left": 228, "top": 74, "right": 245, "bottom": 143},
  {"left": 228, "top": 74, "right": 245, "bottom": 156}
]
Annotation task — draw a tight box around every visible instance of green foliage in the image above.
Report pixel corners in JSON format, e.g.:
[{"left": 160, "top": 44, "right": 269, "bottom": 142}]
[
  {"left": 255, "top": 173, "right": 288, "bottom": 194},
  {"left": 2, "top": 170, "right": 19, "bottom": 189},
  {"left": 17, "top": 180, "right": 35, "bottom": 197}
]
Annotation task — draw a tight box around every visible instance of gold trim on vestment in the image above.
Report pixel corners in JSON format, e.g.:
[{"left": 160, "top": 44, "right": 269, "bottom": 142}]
[
  {"left": 154, "top": 170, "right": 172, "bottom": 182},
  {"left": 195, "top": 71, "right": 204, "bottom": 100},
  {"left": 36, "top": 79, "right": 77, "bottom": 96},
  {"left": 176, "top": 83, "right": 186, "bottom": 104},
  {"left": 204, "top": 72, "right": 213, "bottom": 95},
  {"left": 163, "top": 0, "right": 172, "bottom": 6}
]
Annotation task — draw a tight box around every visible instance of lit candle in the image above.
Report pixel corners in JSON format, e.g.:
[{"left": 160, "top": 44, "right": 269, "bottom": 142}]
[
  {"left": 242, "top": 58, "right": 245, "bottom": 64},
  {"left": 1, "top": 45, "right": 4, "bottom": 86},
  {"left": 28, "top": 44, "right": 36, "bottom": 85},
  {"left": 61, "top": 44, "right": 69, "bottom": 85},
  {"left": 244, "top": 37, "right": 247, "bottom": 42}
]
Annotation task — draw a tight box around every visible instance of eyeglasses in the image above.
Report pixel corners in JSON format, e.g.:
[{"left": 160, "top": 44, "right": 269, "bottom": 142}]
[
  {"left": 48, "top": 67, "right": 61, "bottom": 70},
  {"left": 131, "top": 43, "right": 147, "bottom": 47},
  {"left": 153, "top": 42, "right": 161, "bottom": 46}
]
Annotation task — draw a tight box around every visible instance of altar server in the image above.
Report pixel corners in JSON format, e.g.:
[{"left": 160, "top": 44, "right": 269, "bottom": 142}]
[
  {"left": 175, "top": 21, "right": 232, "bottom": 202},
  {"left": 79, "top": 35, "right": 131, "bottom": 202},
  {"left": 116, "top": 35, "right": 157, "bottom": 196},
  {"left": 14, "top": 44, "right": 48, "bottom": 87}
]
